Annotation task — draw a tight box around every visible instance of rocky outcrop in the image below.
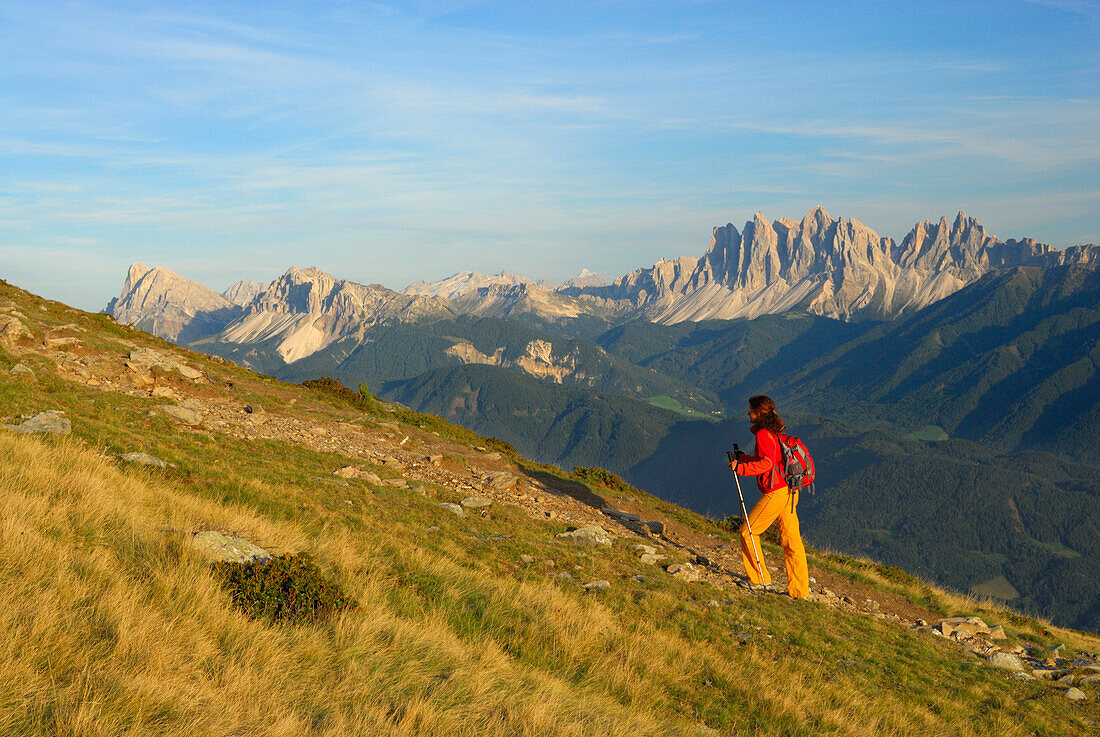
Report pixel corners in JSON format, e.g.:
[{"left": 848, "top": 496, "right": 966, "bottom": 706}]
[{"left": 444, "top": 338, "right": 592, "bottom": 384}]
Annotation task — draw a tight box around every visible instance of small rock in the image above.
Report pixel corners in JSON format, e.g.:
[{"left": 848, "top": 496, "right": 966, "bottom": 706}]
[
  {"left": 8, "top": 363, "right": 34, "bottom": 378},
  {"left": 1014, "top": 672, "right": 1037, "bottom": 681},
  {"left": 190, "top": 531, "right": 270, "bottom": 564},
  {"left": 460, "top": 496, "right": 493, "bottom": 509},
  {"left": 643, "top": 520, "right": 665, "bottom": 535},
  {"left": 483, "top": 471, "right": 517, "bottom": 491},
  {"left": 382, "top": 478, "right": 408, "bottom": 488},
  {"left": 1065, "top": 687, "right": 1087, "bottom": 702},
  {"left": 639, "top": 553, "right": 664, "bottom": 565},
  {"left": 665, "top": 562, "right": 701, "bottom": 582},
  {"left": 150, "top": 386, "right": 176, "bottom": 399},
  {"left": 986, "top": 652, "right": 1026, "bottom": 672},
  {"left": 1049, "top": 644, "right": 1065, "bottom": 656},
  {"left": 988, "top": 624, "right": 1006, "bottom": 640},
  {"left": 245, "top": 404, "right": 263, "bottom": 414},
  {"left": 427, "top": 454, "right": 443, "bottom": 465},
  {"left": 520, "top": 555, "right": 535, "bottom": 564},
  {"left": 556, "top": 526, "right": 612, "bottom": 547},
  {"left": 4, "top": 411, "right": 71, "bottom": 435},
  {"left": 175, "top": 365, "right": 203, "bottom": 380},
  {"left": 427, "top": 526, "right": 440, "bottom": 532},
  {"left": 693, "top": 554, "right": 710, "bottom": 566},
  {"left": 1080, "top": 674, "right": 1100, "bottom": 685},
  {"left": 864, "top": 599, "right": 880, "bottom": 611},
  {"left": 362, "top": 472, "right": 383, "bottom": 486},
  {"left": 634, "top": 544, "right": 658, "bottom": 555},
  {"left": 334, "top": 466, "right": 361, "bottom": 479},
  {"left": 553, "top": 572, "right": 573, "bottom": 580},
  {"left": 706, "top": 600, "right": 720, "bottom": 607},
  {"left": 439, "top": 503, "right": 464, "bottom": 517},
  {"left": 582, "top": 580, "right": 610, "bottom": 592},
  {"left": 632, "top": 574, "right": 646, "bottom": 583},
  {"left": 120, "top": 452, "right": 167, "bottom": 468},
  {"left": 155, "top": 405, "right": 203, "bottom": 426}
]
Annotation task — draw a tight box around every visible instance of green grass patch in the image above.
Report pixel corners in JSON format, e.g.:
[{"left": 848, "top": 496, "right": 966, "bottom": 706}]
[
  {"left": 905, "top": 425, "right": 949, "bottom": 441},
  {"left": 971, "top": 575, "right": 1020, "bottom": 600}
]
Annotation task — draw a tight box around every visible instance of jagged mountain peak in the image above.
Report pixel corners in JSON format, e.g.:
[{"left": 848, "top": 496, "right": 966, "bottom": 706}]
[{"left": 106, "top": 262, "right": 239, "bottom": 343}]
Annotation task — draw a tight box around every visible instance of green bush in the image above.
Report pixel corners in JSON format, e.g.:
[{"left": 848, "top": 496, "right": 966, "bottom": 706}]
[
  {"left": 572, "top": 465, "right": 637, "bottom": 494},
  {"left": 212, "top": 553, "right": 357, "bottom": 625},
  {"left": 484, "top": 437, "right": 517, "bottom": 456}
]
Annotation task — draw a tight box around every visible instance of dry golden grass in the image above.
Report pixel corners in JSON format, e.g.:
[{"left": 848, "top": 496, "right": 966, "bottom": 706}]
[{"left": 2, "top": 429, "right": 1098, "bottom": 736}]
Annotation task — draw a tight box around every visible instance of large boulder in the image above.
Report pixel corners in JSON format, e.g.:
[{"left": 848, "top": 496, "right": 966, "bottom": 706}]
[
  {"left": 155, "top": 405, "right": 204, "bottom": 426},
  {"left": 120, "top": 452, "right": 168, "bottom": 468},
  {"left": 191, "top": 531, "right": 271, "bottom": 564},
  {"left": 986, "top": 652, "right": 1026, "bottom": 672},
  {"left": 937, "top": 616, "right": 990, "bottom": 639},
  {"left": 4, "top": 411, "right": 71, "bottom": 435},
  {"left": 556, "top": 526, "right": 612, "bottom": 546}
]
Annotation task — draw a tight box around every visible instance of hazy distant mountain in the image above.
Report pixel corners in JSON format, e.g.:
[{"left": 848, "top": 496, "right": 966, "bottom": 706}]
[
  {"left": 403, "top": 270, "right": 555, "bottom": 300},
  {"left": 557, "top": 268, "right": 607, "bottom": 290},
  {"left": 222, "top": 278, "right": 269, "bottom": 307},
  {"left": 575, "top": 208, "right": 1099, "bottom": 323},
  {"left": 105, "top": 263, "right": 242, "bottom": 343}
]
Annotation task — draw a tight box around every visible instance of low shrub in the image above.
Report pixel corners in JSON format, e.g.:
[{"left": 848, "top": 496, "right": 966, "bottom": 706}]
[
  {"left": 212, "top": 552, "right": 357, "bottom": 625},
  {"left": 572, "top": 465, "right": 637, "bottom": 494}
]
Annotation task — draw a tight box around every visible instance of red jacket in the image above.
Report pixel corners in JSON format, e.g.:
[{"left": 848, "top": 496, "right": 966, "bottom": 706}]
[{"left": 736, "top": 426, "right": 786, "bottom": 493}]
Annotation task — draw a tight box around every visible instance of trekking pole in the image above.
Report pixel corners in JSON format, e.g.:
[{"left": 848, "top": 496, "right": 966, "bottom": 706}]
[{"left": 728, "top": 445, "right": 765, "bottom": 584}]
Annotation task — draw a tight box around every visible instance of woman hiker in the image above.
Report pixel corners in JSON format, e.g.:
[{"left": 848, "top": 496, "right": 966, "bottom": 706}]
[{"left": 728, "top": 395, "right": 810, "bottom": 598}]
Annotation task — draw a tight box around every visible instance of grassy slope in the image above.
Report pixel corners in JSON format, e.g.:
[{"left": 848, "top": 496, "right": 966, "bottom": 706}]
[{"left": 1, "top": 283, "right": 1099, "bottom": 735}]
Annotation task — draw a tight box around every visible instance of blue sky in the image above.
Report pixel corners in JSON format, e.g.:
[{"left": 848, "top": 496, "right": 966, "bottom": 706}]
[{"left": 1, "top": 0, "right": 1098, "bottom": 310}]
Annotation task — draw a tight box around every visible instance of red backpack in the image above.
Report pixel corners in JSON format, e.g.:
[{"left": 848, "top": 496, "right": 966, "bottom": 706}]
[{"left": 777, "top": 433, "right": 816, "bottom": 498}]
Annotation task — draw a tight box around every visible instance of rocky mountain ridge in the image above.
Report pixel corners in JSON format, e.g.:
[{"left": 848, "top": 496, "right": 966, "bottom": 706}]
[
  {"left": 105, "top": 209, "right": 1099, "bottom": 364},
  {"left": 580, "top": 208, "right": 1100, "bottom": 322}
]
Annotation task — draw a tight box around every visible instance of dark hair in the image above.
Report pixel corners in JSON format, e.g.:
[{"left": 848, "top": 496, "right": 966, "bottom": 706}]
[{"left": 749, "top": 394, "right": 785, "bottom": 434}]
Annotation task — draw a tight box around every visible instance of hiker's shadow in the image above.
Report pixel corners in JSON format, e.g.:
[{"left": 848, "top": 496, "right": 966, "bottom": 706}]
[{"left": 522, "top": 468, "right": 608, "bottom": 509}]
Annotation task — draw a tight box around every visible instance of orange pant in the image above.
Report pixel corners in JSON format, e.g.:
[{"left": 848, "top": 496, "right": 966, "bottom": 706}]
[{"left": 739, "top": 486, "right": 810, "bottom": 598}]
